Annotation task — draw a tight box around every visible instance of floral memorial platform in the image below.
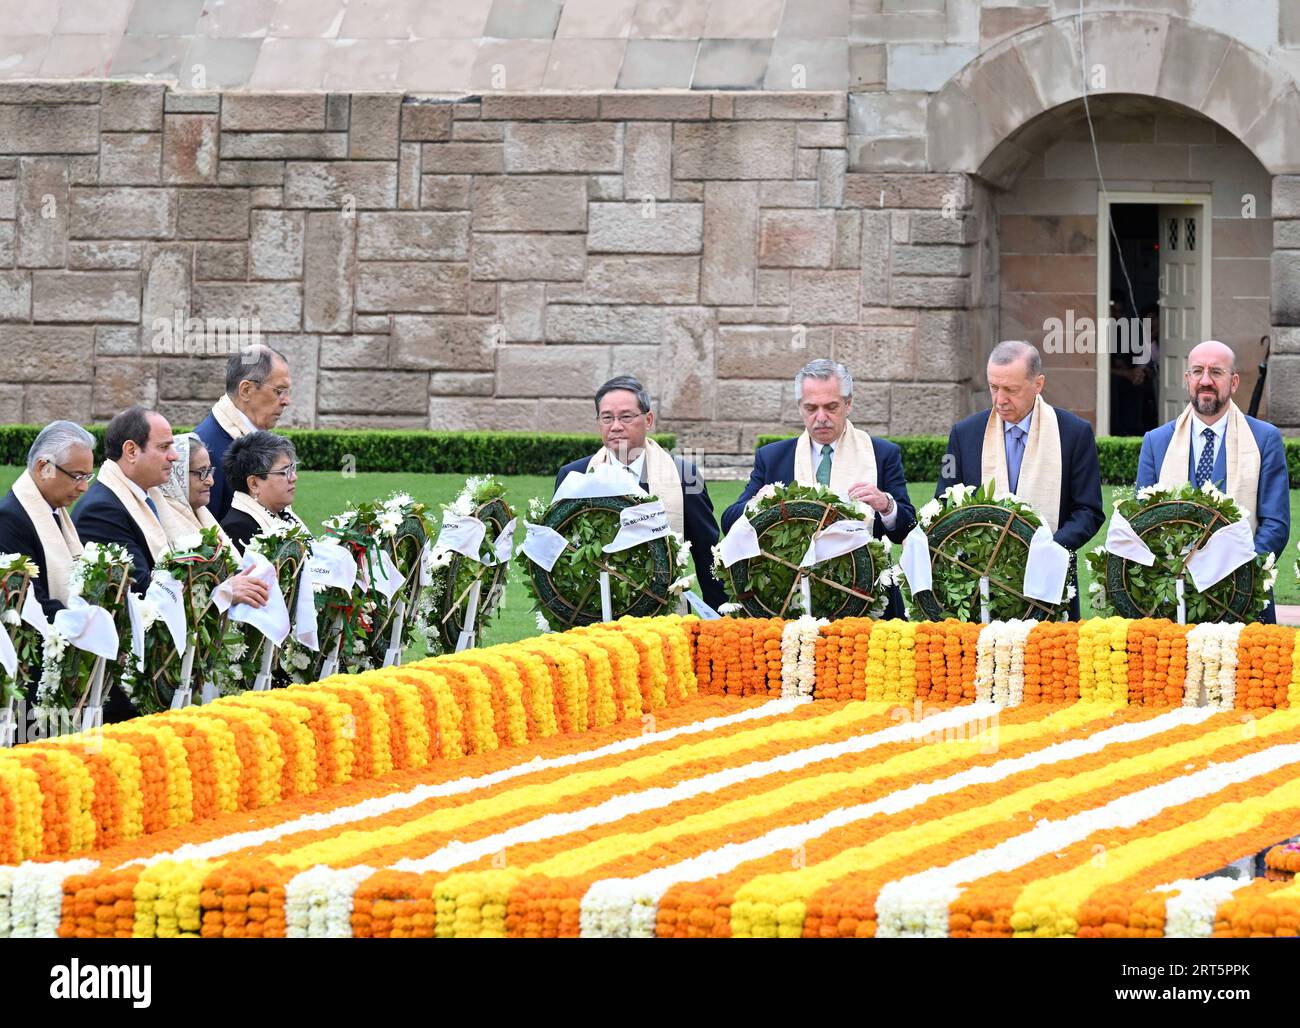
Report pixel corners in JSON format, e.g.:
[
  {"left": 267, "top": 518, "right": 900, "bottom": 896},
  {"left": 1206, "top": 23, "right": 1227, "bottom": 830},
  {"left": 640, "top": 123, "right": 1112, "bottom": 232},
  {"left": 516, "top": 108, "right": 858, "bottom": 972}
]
[{"left": 2, "top": 613, "right": 1298, "bottom": 940}]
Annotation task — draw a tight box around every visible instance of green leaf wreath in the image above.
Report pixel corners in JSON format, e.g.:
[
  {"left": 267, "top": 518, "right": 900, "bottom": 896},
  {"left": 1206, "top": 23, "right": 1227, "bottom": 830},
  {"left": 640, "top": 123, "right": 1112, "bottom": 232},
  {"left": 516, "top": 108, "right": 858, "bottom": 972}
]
[
  {"left": 903, "top": 481, "right": 1070, "bottom": 623},
  {"left": 419, "top": 476, "right": 513, "bottom": 656},
  {"left": 36, "top": 542, "right": 134, "bottom": 717},
  {"left": 712, "top": 482, "right": 891, "bottom": 620},
  {"left": 1086, "top": 481, "right": 1275, "bottom": 623},
  {"left": 120, "top": 526, "right": 242, "bottom": 715},
  {"left": 519, "top": 491, "right": 694, "bottom": 632}
]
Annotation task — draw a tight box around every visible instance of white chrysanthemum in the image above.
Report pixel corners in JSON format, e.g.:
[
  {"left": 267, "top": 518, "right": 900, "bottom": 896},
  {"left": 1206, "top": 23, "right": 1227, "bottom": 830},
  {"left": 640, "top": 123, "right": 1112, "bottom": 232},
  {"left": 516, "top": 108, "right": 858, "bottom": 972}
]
[
  {"left": 2, "top": 609, "right": 18, "bottom": 627},
  {"left": 534, "top": 611, "right": 552, "bottom": 634},
  {"left": 718, "top": 602, "right": 743, "bottom": 615},
  {"left": 385, "top": 492, "right": 413, "bottom": 511},
  {"left": 918, "top": 498, "right": 943, "bottom": 524},
  {"left": 669, "top": 575, "right": 695, "bottom": 595},
  {"left": 1066, "top": 583, "right": 1077, "bottom": 601},
  {"left": 377, "top": 510, "right": 402, "bottom": 537},
  {"left": 675, "top": 537, "right": 692, "bottom": 568},
  {"left": 449, "top": 492, "right": 474, "bottom": 518},
  {"left": 1135, "top": 484, "right": 1161, "bottom": 501},
  {"left": 137, "top": 599, "right": 161, "bottom": 629},
  {"left": 746, "top": 483, "right": 780, "bottom": 511},
  {"left": 171, "top": 533, "right": 203, "bottom": 552}
]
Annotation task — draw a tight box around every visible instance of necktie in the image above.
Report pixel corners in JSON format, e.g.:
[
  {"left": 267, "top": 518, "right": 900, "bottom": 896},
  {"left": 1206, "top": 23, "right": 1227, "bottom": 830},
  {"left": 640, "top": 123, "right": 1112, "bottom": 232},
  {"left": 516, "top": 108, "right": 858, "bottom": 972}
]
[
  {"left": 53, "top": 509, "right": 62, "bottom": 530},
  {"left": 1007, "top": 426, "right": 1026, "bottom": 494},
  {"left": 816, "top": 445, "right": 833, "bottom": 486},
  {"left": 1195, "top": 427, "right": 1216, "bottom": 487},
  {"left": 144, "top": 495, "right": 161, "bottom": 522}
]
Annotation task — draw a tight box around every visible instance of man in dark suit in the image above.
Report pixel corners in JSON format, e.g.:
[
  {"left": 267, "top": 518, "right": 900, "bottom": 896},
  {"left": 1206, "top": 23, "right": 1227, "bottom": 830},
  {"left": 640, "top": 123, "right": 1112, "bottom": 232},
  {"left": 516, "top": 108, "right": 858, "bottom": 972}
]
[
  {"left": 72, "top": 406, "right": 180, "bottom": 595},
  {"left": 555, "top": 375, "right": 727, "bottom": 610},
  {"left": 1137, "top": 340, "right": 1289, "bottom": 623},
  {"left": 723, "top": 359, "right": 916, "bottom": 618},
  {"left": 0, "top": 421, "right": 96, "bottom": 620},
  {"left": 195, "top": 344, "right": 291, "bottom": 520},
  {"left": 937, "top": 340, "right": 1104, "bottom": 619}
]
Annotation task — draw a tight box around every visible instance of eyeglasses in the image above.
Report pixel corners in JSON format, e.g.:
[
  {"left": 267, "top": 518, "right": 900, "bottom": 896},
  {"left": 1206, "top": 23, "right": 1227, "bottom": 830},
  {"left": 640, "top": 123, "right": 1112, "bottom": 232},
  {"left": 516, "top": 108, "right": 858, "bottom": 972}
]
[
  {"left": 260, "top": 462, "right": 299, "bottom": 480},
  {"left": 54, "top": 464, "right": 95, "bottom": 485},
  {"left": 1186, "top": 367, "right": 1231, "bottom": 381},
  {"left": 189, "top": 465, "right": 216, "bottom": 483},
  {"left": 598, "top": 413, "right": 646, "bottom": 426}
]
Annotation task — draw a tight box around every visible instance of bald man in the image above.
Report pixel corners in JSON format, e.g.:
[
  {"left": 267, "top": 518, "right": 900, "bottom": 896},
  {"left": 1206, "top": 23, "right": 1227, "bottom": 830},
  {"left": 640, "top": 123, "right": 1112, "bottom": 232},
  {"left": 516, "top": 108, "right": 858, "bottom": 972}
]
[{"left": 1137, "top": 340, "right": 1290, "bottom": 622}]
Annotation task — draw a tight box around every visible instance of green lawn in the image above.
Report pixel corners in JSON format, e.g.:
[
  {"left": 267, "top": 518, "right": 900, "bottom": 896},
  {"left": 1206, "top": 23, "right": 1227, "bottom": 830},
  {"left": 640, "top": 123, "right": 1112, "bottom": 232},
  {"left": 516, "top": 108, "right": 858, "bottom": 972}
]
[{"left": 7, "top": 465, "right": 1297, "bottom": 648}]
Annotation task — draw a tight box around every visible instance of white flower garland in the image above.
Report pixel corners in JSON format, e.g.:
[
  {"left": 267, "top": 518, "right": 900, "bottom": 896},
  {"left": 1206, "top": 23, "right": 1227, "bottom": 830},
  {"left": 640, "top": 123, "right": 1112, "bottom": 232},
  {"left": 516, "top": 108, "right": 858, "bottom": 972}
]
[
  {"left": 1185, "top": 622, "right": 1244, "bottom": 709},
  {"left": 779, "top": 616, "right": 825, "bottom": 698},
  {"left": 1155, "top": 876, "right": 1251, "bottom": 938},
  {"left": 285, "top": 864, "right": 377, "bottom": 938},
  {"left": 0, "top": 859, "right": 98, "bottom": 938}
]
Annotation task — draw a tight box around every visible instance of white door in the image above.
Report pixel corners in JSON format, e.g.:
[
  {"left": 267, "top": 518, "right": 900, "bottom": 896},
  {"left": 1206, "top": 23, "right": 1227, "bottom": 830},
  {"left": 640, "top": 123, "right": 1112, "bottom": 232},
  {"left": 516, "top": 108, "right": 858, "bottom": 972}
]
[{"left": 1157, "top": 204, "right": 1205, "bottom": 423}]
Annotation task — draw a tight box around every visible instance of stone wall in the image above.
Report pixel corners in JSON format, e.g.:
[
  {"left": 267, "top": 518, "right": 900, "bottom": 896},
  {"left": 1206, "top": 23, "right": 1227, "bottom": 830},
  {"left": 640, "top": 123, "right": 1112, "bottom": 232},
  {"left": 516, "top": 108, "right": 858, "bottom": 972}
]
[{"left": 0, "top": 82, "right": 973, "bottom": 453}]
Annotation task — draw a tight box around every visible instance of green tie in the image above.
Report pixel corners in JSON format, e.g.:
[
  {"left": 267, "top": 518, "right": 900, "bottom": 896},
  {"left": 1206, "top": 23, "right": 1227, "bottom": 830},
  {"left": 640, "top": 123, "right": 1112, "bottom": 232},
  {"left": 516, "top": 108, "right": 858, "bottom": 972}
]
[{"left": 816, "top": 445, "right": 833, "bottom": 486}]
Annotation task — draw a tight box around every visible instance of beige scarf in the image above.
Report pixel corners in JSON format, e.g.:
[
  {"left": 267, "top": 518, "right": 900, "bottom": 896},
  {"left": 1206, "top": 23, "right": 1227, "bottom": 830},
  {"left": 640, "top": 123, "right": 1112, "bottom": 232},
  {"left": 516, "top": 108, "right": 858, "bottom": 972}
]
[
  {"left": 11, "top": 470, "right": 83, "bottom": 604},
  {"left": 162, "top": 494, "right": 234, "bottom": 550},
  {"left": 230, "top": 490, "right": 308, "bottom": 537},
  {"left": 587, "top": 436, "right": 685, "bottom": 536},
  {"left": 212, "top": 393, "right": 253, "bottom": 441},
  {"left": 97, "top": 459, "right": 193, "bottom": 562},
  {"left": 1157, "top": 400, "right": 1261, "bottom": 533},
  {"left": 980, "top": 394, "right": 1063, "bottom": 533},
  {"left": 793, "top": 421, "right": 878, "bottom": 496}
]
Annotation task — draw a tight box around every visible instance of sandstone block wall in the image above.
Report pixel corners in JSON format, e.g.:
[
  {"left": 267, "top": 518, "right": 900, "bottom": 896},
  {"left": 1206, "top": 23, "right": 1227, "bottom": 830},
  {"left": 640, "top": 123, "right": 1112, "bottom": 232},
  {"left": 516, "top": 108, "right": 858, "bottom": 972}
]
[{"left": 0, "top": 83, "right": 973, "bottom": 453}]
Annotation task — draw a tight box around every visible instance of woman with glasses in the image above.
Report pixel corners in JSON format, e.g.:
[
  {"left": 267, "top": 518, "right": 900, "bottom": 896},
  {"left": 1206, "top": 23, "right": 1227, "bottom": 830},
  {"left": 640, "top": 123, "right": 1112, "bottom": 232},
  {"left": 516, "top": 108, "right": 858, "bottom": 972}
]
[
  {"left": 160, "top": 433, "right": 233, "bottom": 547},
  {"left": 219, "top": 430, "right": 309, "bottom": 552}
]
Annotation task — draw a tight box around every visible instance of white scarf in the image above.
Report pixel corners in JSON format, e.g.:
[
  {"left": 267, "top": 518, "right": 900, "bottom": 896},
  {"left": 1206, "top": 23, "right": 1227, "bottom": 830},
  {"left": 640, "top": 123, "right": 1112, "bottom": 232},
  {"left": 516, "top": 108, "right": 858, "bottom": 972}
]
[
  {"left": 96, "top": 459, "right": 192, "bottom": 562},
  {"left": 1157, "top": 400, "right": 1261, "bottom": 533},
  {"left": 212, "top": 393, "right": 253, "bottom": 441},
  {"left": 230, "top": 490, "right": 308, "bottom": 537},
  {"left": 980, "top": 394, "right": 1063, "bottom": 533},
  {"left": 587, "top": 436, "right": 685, "bottom": 536},
  {"left": 162, "top": 494, "right": 234, "bottom": 550},
  {"left": 11, "top": 470, "right": 82, "bottom": 605},
  {"left": 792, "top": 421, "right": 877, "bottom": 496}
]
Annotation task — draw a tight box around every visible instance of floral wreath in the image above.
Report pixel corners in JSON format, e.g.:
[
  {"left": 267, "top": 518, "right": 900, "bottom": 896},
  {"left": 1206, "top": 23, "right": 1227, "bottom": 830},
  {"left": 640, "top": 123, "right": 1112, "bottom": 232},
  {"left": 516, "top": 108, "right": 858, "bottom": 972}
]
[
  {"left": 903, "top": 481, "right": 1070, "bottom": 623},
  {"left": 37, "top": 542, "right": 134, "bottom": 716},
  {"left": 519, "top": 491, "right": 693, "bottom": 633},
  {"left": 1086, "top": 481, "right": 1274, "bottom": 623},
  {"left": 419, "top": 476, "right": 513, "bottom": 656},
  {"left": 0, "top": 553, "right": 40, "bottom": 708},
  {"left": 122, "top": 526, "right": 242, "bottom": 714},
  {"left": 324, "top": 493, "right": 430, "bottom": 670},
  {"left": 713, "top": 482, "right": 891, "bottom": 620},
  {"left": 237, "top": 522, "right": 315, "bottom": 688}
]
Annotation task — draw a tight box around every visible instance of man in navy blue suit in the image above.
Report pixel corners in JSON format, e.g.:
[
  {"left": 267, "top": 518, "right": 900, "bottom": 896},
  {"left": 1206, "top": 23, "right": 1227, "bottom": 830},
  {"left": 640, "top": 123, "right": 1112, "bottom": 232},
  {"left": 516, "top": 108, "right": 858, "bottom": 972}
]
[
  {"left": 195, "top": 344, "right": 291, "bottom": 521},
  {"left": 1137, "top": 340, "right": 1290, "bottom": 623},
  {"left": 722, "top": 359, "right": 916, "bottom": 618},
  {"left": 555, "top": 375, "right": 727, "bottom": 610},
  {"left": 936, "top": 341, "right": 1104, "bottom": 619}
]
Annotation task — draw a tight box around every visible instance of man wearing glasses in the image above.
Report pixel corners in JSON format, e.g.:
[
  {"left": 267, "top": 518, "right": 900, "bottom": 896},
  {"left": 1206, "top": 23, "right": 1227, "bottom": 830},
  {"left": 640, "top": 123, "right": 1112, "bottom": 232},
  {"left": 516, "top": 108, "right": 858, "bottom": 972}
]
[
  {"left": 555, "top": 374, "right": 727, "bottom": 609},
  {"left": 0, "top": 421, "right": 96, "bottom": 620},
  {"left": 1137, "top": 340, "right": 1290, "bottom": 622},
  {"left": 195, "top": 344, "right": 291, "bottom": 521}
]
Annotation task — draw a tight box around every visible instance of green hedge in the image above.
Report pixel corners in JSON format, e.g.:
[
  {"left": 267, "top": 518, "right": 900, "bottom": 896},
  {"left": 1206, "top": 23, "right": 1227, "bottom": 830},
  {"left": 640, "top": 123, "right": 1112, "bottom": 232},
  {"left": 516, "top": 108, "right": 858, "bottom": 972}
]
[
  {"left": 0, "top": 425, "right": 676, "bottom": 477},
  {"left": 755, "top": 433, "right": 1300, "bottom": 488},
  {"left": 2, "top": 421, "right": 1296, "bottom": 485}
]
